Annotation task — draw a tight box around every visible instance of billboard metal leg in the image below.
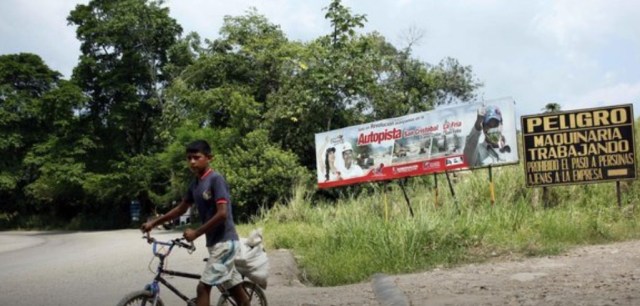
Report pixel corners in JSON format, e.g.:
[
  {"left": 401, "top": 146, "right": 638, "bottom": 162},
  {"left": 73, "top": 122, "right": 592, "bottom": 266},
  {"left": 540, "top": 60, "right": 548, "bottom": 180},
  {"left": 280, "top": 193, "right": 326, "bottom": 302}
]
[
  {"left": 434, "top": 173, "right": 439, "bottom": 208},
  {"left": 488, "top": 165, "right": 495, "bottom": 207},
  {"left": 445, "top": 170, "right": 460, "bottom": 214},
  {"left": 399, "top": 178, "right": 414, "bottom": 217},
  {"left": 383, "top": 181, "right": 389, "bottom": 222}
]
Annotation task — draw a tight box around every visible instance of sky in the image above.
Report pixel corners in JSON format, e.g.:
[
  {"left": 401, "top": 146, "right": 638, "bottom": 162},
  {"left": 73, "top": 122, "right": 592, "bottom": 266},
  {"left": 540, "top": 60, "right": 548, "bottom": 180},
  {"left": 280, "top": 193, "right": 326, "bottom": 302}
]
[{"left": 2, "top": 0, "right": 640, "bottom": 124}]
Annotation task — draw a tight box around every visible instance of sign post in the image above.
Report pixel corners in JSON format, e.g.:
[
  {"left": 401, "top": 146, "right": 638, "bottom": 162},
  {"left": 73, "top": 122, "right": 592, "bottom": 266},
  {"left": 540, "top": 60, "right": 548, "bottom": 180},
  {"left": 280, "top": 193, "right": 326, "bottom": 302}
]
[
  {"left": 130, "top": 200, "right": 141, "bottom": 223},
  {"left": 616, "top": 181, "right": 622, "bottom": 207}
]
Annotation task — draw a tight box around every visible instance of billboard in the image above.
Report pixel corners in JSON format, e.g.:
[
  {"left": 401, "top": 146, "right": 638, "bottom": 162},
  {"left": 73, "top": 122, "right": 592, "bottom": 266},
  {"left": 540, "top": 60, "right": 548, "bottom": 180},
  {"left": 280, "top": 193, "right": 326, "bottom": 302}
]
[
  {"left": 315, "top": 98, "right": 519, "bottom": 188},
  {"left": 521, "top": 104, "right": 636, "bottom": 187}
]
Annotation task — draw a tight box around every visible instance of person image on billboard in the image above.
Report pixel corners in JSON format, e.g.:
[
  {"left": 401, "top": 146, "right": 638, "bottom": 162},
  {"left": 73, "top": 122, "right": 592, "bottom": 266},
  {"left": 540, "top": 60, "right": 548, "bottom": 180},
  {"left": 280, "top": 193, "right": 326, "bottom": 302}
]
[
  {"left": 338, "top": 142, "right": 364, "bottom": 179},
  {"left": 463, "top": 105, "right": 512, "bottom": 167},
  {"left": 323, "top": 147, "right": 341, "bottom": 181}
]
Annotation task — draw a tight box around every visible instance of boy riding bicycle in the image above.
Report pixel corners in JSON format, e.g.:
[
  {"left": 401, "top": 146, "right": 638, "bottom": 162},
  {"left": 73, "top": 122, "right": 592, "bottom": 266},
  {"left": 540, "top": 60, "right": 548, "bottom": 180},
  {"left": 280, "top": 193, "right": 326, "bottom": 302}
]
[{"left": 141, "top": 140, "right": 250, "bottom": 306}]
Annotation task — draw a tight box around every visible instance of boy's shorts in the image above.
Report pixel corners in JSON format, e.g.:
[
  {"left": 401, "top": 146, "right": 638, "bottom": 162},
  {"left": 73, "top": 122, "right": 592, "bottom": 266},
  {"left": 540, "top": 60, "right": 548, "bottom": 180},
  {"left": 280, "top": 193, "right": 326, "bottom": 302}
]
[{"left": 200, "top": 240, "right": 242, "bottom": 289}]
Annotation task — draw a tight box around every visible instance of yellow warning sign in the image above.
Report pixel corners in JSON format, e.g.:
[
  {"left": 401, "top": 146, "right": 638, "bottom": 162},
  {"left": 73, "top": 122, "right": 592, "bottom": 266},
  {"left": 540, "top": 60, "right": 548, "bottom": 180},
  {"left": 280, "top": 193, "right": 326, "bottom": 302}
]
[{"left": 521, "top": 104, "right": 637, "bottom": 187}]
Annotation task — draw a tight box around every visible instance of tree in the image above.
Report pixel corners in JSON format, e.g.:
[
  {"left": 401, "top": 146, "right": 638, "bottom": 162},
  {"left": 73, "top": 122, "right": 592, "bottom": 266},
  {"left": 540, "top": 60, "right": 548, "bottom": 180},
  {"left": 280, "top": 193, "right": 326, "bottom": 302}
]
[
  {"left": 4, "top": 1, "right": 485, "bottom": 228},
  {"left": 162, "top": 9, "right": 291, "bottom": 135},
  {"left": 325, "top": 0, "right": 367, "bottom": 47},
  {"left": 159, "top": 10, "right": 308, "bottom": 214},
  {"left": 68, "top": 0, "right": 182, "bottom": 159},
  {"left": 263, "top": 1, "right": 481, "bottom": 169},
  {"left": 0, "top": 53, "right": 62, "bottom": 212},
  {"left": 542, "top": 102, "right": 562, "bottom": 113},
  {"left": 63, "top": 0, "right": 185, "bottom": 224},
  {"left": 0, "top": 53, "right": 92, "bottom": 224},
  {"left": 260, "top": 1, "right": 376, "bottom": 168}
]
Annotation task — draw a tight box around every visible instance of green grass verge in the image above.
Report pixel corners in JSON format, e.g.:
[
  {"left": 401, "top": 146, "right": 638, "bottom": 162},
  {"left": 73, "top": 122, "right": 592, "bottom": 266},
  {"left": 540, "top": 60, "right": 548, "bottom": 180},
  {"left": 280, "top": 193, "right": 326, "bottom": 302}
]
[{"left": 240, "top": 164, "right": 640, "bottom": 286}]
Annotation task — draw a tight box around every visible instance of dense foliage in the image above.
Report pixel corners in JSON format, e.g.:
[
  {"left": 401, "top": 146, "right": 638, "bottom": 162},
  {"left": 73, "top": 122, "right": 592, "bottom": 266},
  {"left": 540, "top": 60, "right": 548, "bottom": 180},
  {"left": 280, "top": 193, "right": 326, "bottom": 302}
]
[{"left": 0, "top": 0, "right": 480, "bottom": 229}]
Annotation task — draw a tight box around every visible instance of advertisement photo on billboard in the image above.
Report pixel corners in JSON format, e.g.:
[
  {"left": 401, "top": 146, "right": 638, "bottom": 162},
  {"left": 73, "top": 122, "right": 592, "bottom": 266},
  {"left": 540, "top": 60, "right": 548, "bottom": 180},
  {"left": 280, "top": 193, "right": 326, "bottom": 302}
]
[{"left": 315, "top": 97, "right": 519, "bottom": 188}]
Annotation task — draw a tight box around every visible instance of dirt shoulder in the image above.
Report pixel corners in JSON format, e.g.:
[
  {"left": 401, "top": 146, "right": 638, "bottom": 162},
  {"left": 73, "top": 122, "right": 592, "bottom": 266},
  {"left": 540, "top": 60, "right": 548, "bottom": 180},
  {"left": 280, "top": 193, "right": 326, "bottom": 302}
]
[{"left": 266, "top": 240, "right": 640, "bottom": 305}]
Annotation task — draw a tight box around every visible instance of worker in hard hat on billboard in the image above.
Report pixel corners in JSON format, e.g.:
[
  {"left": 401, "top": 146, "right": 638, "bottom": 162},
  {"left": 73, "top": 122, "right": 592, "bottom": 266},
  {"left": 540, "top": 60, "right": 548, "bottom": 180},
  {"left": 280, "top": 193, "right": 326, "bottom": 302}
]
[
  {"left": 463, "top": 105, "right": 512, "bottom": 167},
  {"left": 338, "top": 142, "right": 364, "bottom": 179}
]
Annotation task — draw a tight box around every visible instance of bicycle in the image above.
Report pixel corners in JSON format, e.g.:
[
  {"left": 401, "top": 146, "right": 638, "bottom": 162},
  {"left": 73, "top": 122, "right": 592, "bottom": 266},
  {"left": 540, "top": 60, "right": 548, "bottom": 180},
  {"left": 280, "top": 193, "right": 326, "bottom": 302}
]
[{"left": 117, "top": 235, "right": 267, "bottom": 306}]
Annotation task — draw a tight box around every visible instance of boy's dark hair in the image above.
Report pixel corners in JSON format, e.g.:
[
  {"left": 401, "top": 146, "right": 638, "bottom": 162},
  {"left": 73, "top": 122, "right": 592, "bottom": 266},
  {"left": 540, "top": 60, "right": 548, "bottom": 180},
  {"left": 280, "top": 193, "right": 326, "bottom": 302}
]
[{"left": 186, "top": 140, "right": 212, "bottom": 156}]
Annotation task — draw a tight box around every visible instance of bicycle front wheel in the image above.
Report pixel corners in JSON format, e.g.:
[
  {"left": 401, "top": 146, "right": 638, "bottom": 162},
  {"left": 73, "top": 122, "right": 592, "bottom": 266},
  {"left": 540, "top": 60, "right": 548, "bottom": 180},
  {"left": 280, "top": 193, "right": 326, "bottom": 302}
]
[
  {"left": 117, "top": 290, "right": 165, "bottom": 306},
  {"left": 215, "top": 281, "right": 267, "bottom": 306}
]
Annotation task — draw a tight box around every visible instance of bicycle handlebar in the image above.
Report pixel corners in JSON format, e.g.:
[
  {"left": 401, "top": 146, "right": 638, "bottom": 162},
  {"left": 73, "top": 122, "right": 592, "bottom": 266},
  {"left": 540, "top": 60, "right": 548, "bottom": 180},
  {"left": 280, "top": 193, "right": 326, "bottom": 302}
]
[
  {"left": 174, "top": 239, "right": 197, "bottom": 252},
  {"left": 143, "top": 234, "right": 196, "bottom": 254}
]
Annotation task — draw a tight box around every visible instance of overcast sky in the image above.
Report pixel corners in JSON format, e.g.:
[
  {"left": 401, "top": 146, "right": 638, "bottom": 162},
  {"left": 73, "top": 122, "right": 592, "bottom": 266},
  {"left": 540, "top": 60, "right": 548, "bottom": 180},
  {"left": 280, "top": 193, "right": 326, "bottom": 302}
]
[{"left": 2, "top": 0, "right": 639, "bottom": 123}]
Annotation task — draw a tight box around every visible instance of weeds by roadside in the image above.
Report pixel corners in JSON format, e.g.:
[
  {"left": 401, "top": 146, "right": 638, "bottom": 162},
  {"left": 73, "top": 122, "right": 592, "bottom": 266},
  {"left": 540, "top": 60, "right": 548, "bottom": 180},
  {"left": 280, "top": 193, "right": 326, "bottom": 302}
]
[{"left": 240, "top": 165, "right": 640, "bottom": 286}]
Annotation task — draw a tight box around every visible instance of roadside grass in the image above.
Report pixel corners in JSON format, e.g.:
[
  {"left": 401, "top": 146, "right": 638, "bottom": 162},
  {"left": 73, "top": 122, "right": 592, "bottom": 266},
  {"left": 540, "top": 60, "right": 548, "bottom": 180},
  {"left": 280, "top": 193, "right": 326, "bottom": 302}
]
[{"left": 240, "top": 163, "right": 640, "bottom": 286}]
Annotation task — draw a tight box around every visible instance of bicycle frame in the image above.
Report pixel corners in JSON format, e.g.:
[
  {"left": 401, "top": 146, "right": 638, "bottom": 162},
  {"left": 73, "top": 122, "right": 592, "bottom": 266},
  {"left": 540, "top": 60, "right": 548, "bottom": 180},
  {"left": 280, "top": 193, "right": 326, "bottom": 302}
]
[
  {"left": 145, "top": 238, "right": 201, "bottom": 305},
  {"left": 126, "top": 236, "right": 264, "bottom": 306},
  {"left": 143, "top": 237, "right": 241, "bottom": 306}
]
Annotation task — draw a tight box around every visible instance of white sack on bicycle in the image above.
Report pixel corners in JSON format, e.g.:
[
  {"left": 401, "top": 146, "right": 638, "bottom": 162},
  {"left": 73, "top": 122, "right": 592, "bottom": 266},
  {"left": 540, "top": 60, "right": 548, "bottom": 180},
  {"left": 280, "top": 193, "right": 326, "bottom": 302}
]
[{"left": 236, "top": 228, "right": 269, "bottom": 289}]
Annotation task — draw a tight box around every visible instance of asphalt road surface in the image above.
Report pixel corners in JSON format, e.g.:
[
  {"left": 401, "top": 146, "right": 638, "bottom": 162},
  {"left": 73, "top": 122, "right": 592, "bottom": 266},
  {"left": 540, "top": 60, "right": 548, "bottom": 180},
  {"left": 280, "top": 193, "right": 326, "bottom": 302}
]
[
  {"left": 3, "top": 230, "right": 640, "bottom": 305},
  {"left": 0, "top": 230, "right": 222, "bottom": 306}
]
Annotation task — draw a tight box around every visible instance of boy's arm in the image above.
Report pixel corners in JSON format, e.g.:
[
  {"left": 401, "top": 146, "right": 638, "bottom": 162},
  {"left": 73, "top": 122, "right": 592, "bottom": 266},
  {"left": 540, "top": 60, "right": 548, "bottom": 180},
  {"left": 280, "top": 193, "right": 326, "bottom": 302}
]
[
  {"left": 183, "top": 201, "right": 228, "bottom": 242},
  {"left": 141, "top": 200, "right": 191, "bottom": 233}
]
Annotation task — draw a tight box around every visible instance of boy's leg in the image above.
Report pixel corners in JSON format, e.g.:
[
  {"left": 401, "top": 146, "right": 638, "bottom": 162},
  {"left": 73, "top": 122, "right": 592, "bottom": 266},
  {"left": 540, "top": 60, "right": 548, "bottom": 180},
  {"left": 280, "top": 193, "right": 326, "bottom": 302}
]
[
  {"left": 201, "top": 241, "right": 246, "bottom": 304},
  {"left": 201, "top": 241, "right": 237, "bottom": 285},
  {"left": 229, "top": 282, "right": 250, "bottom": 306},
  {"left": 195, "top": 282, "right": 212, "bottom": 306},
  {"left": 225, "top": 244, "right": 250, "bottom": 306}
]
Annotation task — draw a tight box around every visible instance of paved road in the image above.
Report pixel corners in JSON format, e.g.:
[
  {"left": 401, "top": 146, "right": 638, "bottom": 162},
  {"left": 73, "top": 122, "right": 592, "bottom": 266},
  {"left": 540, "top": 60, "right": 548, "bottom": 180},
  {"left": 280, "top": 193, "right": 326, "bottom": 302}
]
[
  {"left": 7, "top": 230, "right": 639, "bottom": 305},
  {"left": 0, "top": 230, "right": 381, "bottom": 306},
  {"left": 0, "top": 230, "right": 215, "bottom": 306}
]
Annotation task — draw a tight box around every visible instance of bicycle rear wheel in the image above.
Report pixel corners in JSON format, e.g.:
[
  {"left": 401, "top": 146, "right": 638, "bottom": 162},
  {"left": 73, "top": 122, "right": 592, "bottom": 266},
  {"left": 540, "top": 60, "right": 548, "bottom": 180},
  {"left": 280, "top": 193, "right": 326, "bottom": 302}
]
[
  {"left": 117, "top": 290, "right": 165, "bottom": 306},
  {"left": 215, "top": 281, "right": 267, "bottom": 306}
]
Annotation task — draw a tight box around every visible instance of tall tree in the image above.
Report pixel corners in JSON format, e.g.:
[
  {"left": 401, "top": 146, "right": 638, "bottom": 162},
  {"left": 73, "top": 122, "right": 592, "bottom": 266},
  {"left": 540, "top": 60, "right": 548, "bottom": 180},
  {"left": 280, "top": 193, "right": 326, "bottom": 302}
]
[
  {"left": 0, "top": 53, "right": 88, "bottom": 220},
  {"left": 68, "top": 0, "right": 182, "bottom": 161},
  {"left": 160, "top": 10, "right": 308, "bottom": 214},
  {"left": 163, "top": 9, "right": 292, "bottom": 131},
  {"left": 0, "top": 53, "right": 62, "bottom": 210},
  {"left": 22, "top": 81, "right": 91, "bottom": 218}
]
